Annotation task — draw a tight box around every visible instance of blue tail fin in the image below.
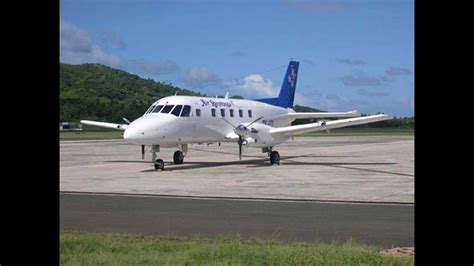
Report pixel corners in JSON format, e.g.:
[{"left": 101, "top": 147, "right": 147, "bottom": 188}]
[{"left": 254, "top": 60, "right": 299, "bottom": 108}]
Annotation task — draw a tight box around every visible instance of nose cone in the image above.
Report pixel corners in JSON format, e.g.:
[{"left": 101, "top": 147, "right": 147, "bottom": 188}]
[
  {"left": 123, "top": 126, "right": 138, "bottom": 141},
  {"left": 123, "top": 116, "right": 156, "bottom": 144},
  {"left": 123, "top": 126, "right": 140, "bottom": 143},
  {"left": 123, "top": 114, "right": 173, "bottom": 144}
]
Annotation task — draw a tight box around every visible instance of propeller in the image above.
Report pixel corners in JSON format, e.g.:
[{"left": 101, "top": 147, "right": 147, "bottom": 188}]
[
  {"left": 221, "top": 116, "right": 263, "bottom": 160},
  {"left": 239, "top": 136, "right": 242, "bottom": 160},
  {"left": 141, "top": 145, "right": 145, "bottom": 160}
]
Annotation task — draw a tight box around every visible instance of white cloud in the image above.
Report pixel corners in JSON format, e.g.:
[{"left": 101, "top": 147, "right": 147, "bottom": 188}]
[
  {"left": 283, "top": 0, "right": 346, "bottom": 12},
  {"left": 339, "top": 73, "right": 382, "bottom": 86},
  {"left": 179, "top": 67, "right": 220, "bottom": 88},
  {"left": 294, "top": 92, "right": 316, "bottom": 107},
  {"left": 60, "top": 18, "right": 92, "bottom": 52},
  {"left": 97, "top": 30, "right": 127, "bottom": 50},
  {"left": 337, "top": 58, "right": 367, "bottom": 65},
  {"left": 385, "top": 67, "right": 412, "bottom": 76},
  {"left": 226, "top": 74, "right": 278, "bottom": 98},
  {"left": 131, "top": 59, "right": 180, "bottom": 75},
  {"left": 60, "top": 18, "right": 121, "bottom": 67}
]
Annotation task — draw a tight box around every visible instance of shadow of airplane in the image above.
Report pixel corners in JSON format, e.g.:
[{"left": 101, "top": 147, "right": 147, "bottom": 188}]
[{"left": 106, "top": 154, "right": 411, "bottom": 177}]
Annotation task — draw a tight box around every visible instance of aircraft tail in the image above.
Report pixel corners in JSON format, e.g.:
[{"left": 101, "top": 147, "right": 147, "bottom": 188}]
[{"left": 255, "top": 60, "right": 299, "bottom": 108}]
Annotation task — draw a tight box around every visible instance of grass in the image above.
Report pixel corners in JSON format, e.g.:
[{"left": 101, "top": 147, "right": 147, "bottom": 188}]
[
  {"left": 60, "top": 130, "right": 123, "bottom": 140},
  {"left": 60, "top": 231, "right": 413, "bottom": 265}
]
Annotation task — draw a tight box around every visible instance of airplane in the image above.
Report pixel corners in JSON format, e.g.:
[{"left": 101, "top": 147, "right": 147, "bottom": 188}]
[{"left": 81, "top": 60, "right": 391, "bottom": 170}]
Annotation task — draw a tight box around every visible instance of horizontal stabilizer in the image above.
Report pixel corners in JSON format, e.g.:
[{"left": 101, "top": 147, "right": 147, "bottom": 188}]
[
  {"left": 80, "top": 120, "right": 128, "bottom": 130},
  {"left": 270, "top": 114, "right": 391, "bottom": 136}
]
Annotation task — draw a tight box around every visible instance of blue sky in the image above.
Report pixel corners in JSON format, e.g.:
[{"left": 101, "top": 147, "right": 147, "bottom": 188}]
[{"left": 60, "top": 0, "right": 414, "bottom": 116}]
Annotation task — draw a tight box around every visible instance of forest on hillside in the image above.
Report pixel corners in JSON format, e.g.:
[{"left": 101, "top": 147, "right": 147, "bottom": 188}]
[{"left": 60, "top": 63, "right": 202, "bottom": 122}]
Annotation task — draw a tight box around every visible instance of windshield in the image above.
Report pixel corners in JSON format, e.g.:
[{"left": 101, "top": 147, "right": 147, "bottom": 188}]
[
  {"left": 171, "top": 105, "right": 183, "bottom": 116},
  {"left": 151, "top": 105, "right": 164, "bottom": 113},
  {"left": 146, "top": 103, "right": 192, "bottom": 117},
  {"left": 160, "top": 105, "right": 174, "bottom": 113}
]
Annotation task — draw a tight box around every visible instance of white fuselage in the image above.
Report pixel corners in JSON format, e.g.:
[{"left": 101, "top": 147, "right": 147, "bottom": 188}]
[{"left": 123, "top": 96, "right": 295, "bottom": 148}]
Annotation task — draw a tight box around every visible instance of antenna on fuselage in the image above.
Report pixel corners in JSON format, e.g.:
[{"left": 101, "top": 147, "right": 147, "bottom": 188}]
[
  {"left": 174, "top": 91, "right": 178, "bottom": 96},
  {"left": 225, "top": 92, "right": 229, "bottom": 99}
]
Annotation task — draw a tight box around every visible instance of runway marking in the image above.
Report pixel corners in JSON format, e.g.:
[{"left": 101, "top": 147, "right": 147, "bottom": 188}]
[{"left": 60, "top": 191, "right": 414, "bottom": 206}]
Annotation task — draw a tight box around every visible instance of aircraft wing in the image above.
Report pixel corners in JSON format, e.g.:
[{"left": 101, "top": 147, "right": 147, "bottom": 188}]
[
  {"left": 275, "top": 110, "right": 360, "bottom": 120},
  {"left": 269, "top": 114, "right": 391, "bottom": 136},
  {"left": 80, "top": 120, "right": 128, "bottom": 130}
]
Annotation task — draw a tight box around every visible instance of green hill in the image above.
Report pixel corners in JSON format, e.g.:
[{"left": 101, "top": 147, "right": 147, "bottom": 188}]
[{"left": 60, "top": 63, "right": 203, "bottom": 122}]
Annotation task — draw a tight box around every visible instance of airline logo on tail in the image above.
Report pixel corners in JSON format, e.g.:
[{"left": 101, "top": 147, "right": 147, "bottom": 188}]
[{"left": 288, "top": 65, "right": 297, "bottom": 88}]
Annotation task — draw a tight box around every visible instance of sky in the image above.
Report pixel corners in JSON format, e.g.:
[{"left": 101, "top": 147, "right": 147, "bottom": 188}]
[{"left": 60, "top": 0, "right": 414, "bottom": 116}]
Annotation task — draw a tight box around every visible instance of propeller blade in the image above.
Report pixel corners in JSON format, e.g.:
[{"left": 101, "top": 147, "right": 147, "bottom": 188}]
[
  {"left": 245, "top": 116, "right": 264, "bottom": 127},
  {"left": 141, "top": 145, "right": 145, "bottom": 160},
  {"left": 221, "top": 117, "right": 237, "bottom": 128},
  {"left": 238, "top": 136, "right": 242, "bottom": 161}
]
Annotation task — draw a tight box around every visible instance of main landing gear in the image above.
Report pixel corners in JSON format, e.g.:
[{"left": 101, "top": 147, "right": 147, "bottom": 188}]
[
  {"left": 269, "top": 151, "right": 280, "bottom": 165},
  {"left": 148, "top": 144, "right": 188, "bottom": 171},
  {"left": 263, "top": 147, "right": 280, "bottom": 166},
  {"left": 173, "top": 151, "right": 184, "bottom": 164}
]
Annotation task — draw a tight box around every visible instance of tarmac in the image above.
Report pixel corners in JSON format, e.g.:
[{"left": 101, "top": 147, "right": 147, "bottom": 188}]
[
  {"left": 60, "top": 136, "right": 414, "bottom": 203},
  {"left": 60, "top": 192, "right": 414, "bottom": 247}
]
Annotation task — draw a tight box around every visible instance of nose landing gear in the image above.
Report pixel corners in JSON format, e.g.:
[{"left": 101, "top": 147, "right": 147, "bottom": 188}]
[
  {"left": 148, "top": 144, "right": 188, "bottom": 171},
  {"left": 154, "top": 159, "right": 164, "bottom": 171}
]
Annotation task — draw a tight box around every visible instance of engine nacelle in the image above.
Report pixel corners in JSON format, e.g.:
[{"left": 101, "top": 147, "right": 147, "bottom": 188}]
[{"left": 244, "top": 123, "right": 290, "bottom": 148}]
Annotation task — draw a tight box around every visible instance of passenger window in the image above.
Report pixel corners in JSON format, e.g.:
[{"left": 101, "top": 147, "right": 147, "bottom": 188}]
[
  {"left": 196, "top": 109, "right": 201, "bottom": 117},
  {"left": 239, "top": 110, "right": 243, "bottom": 118},
  {"left": 152, "top": 105, "right": 164, "bottom": 113},
  {"left": 171, "top": 105, "right": 183, "bottom": 116},
  {"left": 230, "top": 109, "right": 234, "bottom": 117},
  {"left": 211, "top": 108, "right": 216, "bottom": 117},
  {"left": 220, "top": 109, "right": 225, "bottom": 117},
  {"left": 181, "top": 105, "right": 191, "bottom": 117},
  {"left": 161, "top": 105, "right": 174, "bottom": 114},
  {"left": 248, "top": 110, "right": 252, "bottom": 118}
]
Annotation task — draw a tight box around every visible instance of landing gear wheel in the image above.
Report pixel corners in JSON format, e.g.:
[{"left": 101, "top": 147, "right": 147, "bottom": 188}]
[
  {"left": 270, "top": 151, "right": 280, "bottom": 165},
  {"left": 154, "top": 159, "right": 165, "bottom": 171},
  {"left": 173, "top": 151, "right": 184, "bottom": 164}
]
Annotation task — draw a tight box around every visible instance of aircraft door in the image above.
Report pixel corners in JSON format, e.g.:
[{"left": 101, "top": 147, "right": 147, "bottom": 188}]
[{"left": 190, "top": 102, "right": 198, "bottom": 139}]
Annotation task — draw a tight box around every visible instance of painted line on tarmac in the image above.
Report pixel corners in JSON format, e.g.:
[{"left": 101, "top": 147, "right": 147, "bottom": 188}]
[{"left": 60, "top": 191, "right": 414, "bottom": 206}]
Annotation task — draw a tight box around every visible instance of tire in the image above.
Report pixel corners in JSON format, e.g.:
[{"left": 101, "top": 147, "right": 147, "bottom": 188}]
[
  {"left": 173, "top": 151, "right": 184, "bottom": 164},
  {"left": 270, "top": 151, "right": 280, "bottom": 165},
  {"left": 154, "top": 159, "right": 165, "bottom": 170}
]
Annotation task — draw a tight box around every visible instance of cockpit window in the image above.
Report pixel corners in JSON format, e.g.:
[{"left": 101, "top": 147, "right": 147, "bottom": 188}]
[
  {"left": 171, "top": 105, "right": 183, "bottom": 116},
  {"left": 161, "top": 105, "right": 174, "bottom": 114},
  {"left": 152, "top": 105, "right": 164, "bottom": 113},
  {"left": 180, "top": 105, "right": 191, "bottom": 117},
  {"left": 145, "top": 105, "right": 155, "bottom": 114}
]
